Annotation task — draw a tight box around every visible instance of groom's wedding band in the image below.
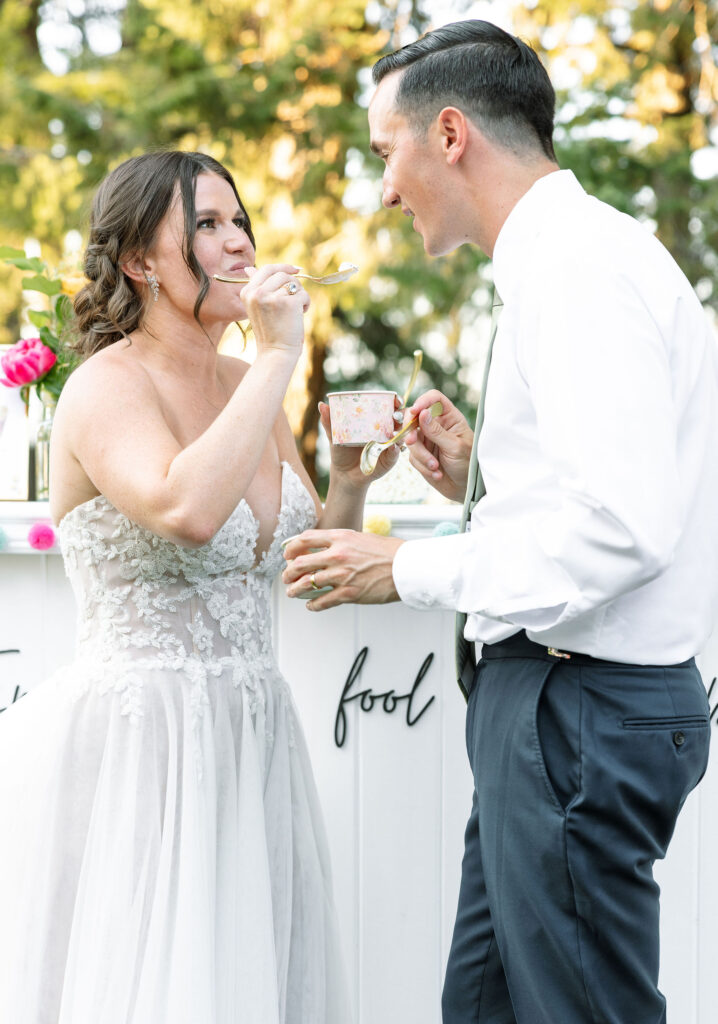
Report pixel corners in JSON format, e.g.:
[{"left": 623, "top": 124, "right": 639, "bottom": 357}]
[
  {"left": 284, "top": 280, "right": 299, "bottom": 295},
  {"left": 310, "top": 572, "right": 320, "bottom": 590}
]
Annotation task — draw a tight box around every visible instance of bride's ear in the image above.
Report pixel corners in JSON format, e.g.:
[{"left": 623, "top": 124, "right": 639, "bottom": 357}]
[{"left": 121, "top": 255, "right": 153, "bottom": 285}]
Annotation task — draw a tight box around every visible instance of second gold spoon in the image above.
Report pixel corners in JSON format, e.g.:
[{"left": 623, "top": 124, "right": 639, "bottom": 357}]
[
  {"left": 360, "top": 401, "right": 443, "bottom": 476},
  {"left": 401, "top": 349, "right": 423, "bottom": 408}
]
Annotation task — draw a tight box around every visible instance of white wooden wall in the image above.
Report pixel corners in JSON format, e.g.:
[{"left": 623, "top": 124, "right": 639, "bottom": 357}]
[{"left": 1, "top": 507, "right": 716, "bottom": 1023}]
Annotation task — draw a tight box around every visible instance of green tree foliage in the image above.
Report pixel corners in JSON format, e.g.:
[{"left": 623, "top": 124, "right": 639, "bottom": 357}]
[
  {"left": 513, "top": 0, "right": 718, "bottom": 311},
  {"left": 1, "top": 0, "right": 489, "bottom": 489},
  {"left": 2, "top": 0, "right": 717, "bottom": 491}
]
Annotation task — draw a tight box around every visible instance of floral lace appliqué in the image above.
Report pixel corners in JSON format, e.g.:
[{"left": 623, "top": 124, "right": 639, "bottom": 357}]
[{"left": 56, "top": 462, "right": 316, "bottom": 775}]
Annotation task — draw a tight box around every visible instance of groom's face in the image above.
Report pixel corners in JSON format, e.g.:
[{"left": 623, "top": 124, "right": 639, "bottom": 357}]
[{"left": 368, "top": 72, "right": 456, "bottom": 258}]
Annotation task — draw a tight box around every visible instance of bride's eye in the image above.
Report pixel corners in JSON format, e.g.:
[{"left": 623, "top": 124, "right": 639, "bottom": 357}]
[{"left": 197, "top": 217, "right": 215, "bottom": 230}]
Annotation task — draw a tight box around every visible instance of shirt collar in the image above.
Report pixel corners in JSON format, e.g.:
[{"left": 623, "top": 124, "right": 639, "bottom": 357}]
[{"left": 492, "top": 169, "right": 586, "bottom": 302}]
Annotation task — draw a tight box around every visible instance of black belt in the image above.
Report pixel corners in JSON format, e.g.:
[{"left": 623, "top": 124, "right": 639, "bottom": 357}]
[{"left": 479, "top": 630, "right": 691, "bottom": 669}]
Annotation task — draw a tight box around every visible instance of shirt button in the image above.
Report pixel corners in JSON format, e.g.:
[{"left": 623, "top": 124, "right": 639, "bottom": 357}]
[{"left": 673, "top": 731, "right": 686, "bottom": 747}]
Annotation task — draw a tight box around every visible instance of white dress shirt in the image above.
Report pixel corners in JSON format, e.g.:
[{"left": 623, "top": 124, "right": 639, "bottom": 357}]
[{"left": 393, "top": 169, "right": 718, "bottom": 664}]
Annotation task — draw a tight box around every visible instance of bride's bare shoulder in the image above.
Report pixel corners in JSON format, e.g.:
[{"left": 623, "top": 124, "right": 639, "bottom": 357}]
[{"left": 58, "top": 341, "right": 158, "bottom": 418}]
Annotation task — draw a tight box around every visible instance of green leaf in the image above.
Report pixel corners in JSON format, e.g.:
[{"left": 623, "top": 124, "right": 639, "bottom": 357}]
[
  {"left": 28, "top": 310, "right": 52, "bottom": 328},
  {"left": 39, "top": 326, "right": 59, "bottom": 352},
  {"left": 0, "top": 246, "right": 26, "bottom": 260},
  {"left": 54, "top": 293, "right": 74, "bottom": 326},
  {"left": 37, "top": 375, "right": 63, "bottom": 402},
  {"left": 6, "top": 257, "right": 47, "bottom": 273},
  {"left": 22, "top": 276, "right": 62, "bottom": 296}
]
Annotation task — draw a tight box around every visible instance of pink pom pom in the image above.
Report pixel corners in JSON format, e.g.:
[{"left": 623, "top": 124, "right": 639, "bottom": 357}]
[{"left": 28, "top": 522, "right": 56, "bottom": 550}]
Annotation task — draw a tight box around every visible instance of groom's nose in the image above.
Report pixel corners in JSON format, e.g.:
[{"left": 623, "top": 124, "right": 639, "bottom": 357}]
[{"left": 382, "top": 169, "right": 401, "bottom": 210}]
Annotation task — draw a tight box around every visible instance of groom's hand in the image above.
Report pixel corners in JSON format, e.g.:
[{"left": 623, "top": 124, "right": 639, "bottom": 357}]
[
  {"left": 403, "top": 390, "right": 473, "bottom": 503},
  {"left": 281, "top": 529, "right": 404, "bottom": 610}
]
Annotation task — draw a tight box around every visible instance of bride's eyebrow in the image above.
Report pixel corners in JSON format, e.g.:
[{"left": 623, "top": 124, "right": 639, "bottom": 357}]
[{"left": 195, "top": 208, "right": 243, "bottom": 218}]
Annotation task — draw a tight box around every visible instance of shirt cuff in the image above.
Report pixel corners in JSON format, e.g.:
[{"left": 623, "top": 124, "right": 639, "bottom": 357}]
[
  {"left": 392, "top": 526, "right": 578, "bottom": 628},
  {"left": 392, "top": 533, "right": 470, "bottom": 611}
]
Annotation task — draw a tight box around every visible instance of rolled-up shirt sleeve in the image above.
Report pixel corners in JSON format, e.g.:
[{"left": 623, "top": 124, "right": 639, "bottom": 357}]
[{"left": 392, "top": 254, "right": 684, "bottom": 631}]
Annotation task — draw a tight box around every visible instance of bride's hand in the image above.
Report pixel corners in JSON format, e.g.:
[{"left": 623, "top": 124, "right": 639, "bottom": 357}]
[
  {"left": 240, "top": 265, "right": 310, "bottom": 357},
  {"left": 321, "top": 399, "right": 400, "bottom": 488}
]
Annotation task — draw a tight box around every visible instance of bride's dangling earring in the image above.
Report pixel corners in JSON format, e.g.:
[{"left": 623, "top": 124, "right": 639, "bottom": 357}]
[{"left": 145, "top": 271, "right": 160, "bottom": 302}]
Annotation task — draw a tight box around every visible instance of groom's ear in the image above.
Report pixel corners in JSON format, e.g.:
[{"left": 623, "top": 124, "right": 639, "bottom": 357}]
[{"left": 436, "top": 107, "right": 469, "bottom": 166}]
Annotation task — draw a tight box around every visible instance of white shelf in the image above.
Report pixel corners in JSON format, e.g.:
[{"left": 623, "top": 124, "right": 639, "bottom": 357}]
[{"left": 0, "top": 500, "right": 462, "bottom": 554}]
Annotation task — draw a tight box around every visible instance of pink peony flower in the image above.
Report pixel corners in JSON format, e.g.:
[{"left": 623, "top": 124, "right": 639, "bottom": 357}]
[
  {"left": 1, "top": 337, "right": 57, "bottom": 388},
  {"left": 28, "top": 522, "right": 56, "bottom": 550}
]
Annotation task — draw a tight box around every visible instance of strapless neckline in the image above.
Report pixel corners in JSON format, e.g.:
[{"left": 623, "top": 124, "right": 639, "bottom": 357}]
[{"left": 57, "top": 459, "right": 308, "bottom": 571}]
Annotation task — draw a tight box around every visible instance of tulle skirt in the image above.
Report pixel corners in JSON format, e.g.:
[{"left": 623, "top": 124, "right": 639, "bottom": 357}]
[{"left": 0, "top": 659, "right": 350, "bottom": 1024}]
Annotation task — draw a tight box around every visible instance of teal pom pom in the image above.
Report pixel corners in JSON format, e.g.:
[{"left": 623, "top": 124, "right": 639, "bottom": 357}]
[
  {"left": 433, "top": 520, "right": 460, "bottom": 537},
  {"left": 0, "top": 526, "right": 7, "bottom": 552}
]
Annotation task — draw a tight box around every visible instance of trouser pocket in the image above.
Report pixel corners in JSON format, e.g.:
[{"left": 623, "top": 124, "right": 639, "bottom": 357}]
[{"left": 535, "top": 664, "right": 581, "bottom": 814}]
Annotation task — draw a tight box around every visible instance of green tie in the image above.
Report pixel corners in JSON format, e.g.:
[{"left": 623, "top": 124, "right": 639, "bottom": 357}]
[{"left": 455, "top": 295, "right": 503, "bottom": 699}]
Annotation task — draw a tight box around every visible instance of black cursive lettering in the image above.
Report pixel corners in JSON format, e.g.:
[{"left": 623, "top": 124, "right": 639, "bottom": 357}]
[
  {"left": 0, "top": 684, "right": 25, "bottom": 714},
  {"left": 335, "top": 647, "right": 369, "bottom": 748},
  {"left": 0, "top": 649, "right": 23, "bottom": 714},
  {"left": 334, "top": 646, "right": 436, "bottom": 748}
]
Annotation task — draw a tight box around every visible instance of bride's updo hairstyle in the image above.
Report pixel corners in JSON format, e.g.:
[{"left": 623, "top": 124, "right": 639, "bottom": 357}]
[{"left": 73, "top": 150, "right": 255, "bottom": 356}]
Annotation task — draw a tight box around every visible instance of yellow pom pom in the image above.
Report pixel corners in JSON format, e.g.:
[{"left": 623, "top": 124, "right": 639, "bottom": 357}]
[{"left": 363, "top": 513, "right": 392, "bottom": 536}]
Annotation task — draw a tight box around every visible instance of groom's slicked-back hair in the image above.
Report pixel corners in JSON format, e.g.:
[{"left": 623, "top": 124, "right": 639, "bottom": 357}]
[{"left": 372, "top": 19, "right": 557, "bottom": 162}]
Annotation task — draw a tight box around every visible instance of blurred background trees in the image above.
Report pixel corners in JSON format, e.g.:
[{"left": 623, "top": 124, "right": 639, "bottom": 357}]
[{"left": 2, "top": 0, "right": 717, "bottom": 491}]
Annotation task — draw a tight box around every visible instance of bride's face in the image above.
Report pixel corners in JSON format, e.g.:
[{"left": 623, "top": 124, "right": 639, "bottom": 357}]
[{"left": 149, "top": 172, "right": 256, "bottom": 326}]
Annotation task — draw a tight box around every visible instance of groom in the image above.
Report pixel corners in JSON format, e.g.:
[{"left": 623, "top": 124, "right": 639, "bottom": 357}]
[{"left": 283, "top": 19, "right": 718, "bottom": 1024}]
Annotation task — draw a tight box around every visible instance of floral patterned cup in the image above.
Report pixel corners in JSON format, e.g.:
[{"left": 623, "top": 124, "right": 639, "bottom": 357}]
[{"left": 326, "top": 390, "right": 397, "bottom": 446}]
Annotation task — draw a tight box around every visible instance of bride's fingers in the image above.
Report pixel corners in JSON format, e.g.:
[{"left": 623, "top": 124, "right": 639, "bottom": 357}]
[
  {"left": 241, "top": 268, "right": 310, "bottom": 311},
  {"left": 377, "top": 444, "right": 400, "bottom": 470},
  {"left": 318, "top": 401, "right": 332, "bottom": 437},
  {"left": 241, "top": 263, "right": 300, "bottom": 288}
]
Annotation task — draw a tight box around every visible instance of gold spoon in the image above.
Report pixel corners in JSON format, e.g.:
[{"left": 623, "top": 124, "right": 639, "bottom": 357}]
[
  {"left": 401, "top": 349, "right": 423, "bottom": 408},
  {"left": 213, "top": 261, "right": 359, "bottom": 285},
  {"left": 360, "top": 400, "right": 443, "bottom": 476}
]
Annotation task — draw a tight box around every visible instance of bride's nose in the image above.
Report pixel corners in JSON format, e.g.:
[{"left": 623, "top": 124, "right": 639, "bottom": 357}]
[{"left": 226, "top": 226, "right": 254, "bottom": 257}]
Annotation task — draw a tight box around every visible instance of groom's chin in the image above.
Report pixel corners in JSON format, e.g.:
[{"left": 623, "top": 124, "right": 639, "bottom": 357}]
[{"left": 424, "top": 234, "right": 463, "bottom": 259}]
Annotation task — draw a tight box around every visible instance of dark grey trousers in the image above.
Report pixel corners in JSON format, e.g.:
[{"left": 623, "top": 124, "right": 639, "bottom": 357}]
[{"left": 442, "top": 631, "right": 711, "bottom": 1024}]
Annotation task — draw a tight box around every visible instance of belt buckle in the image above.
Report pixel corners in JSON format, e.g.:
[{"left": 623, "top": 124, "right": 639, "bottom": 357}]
[{"left": 547, "top": 647, "right": 571, "bottom": 660}]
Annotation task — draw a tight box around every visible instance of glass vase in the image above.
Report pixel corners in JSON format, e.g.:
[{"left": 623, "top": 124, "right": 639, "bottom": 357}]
[{"left": 34, "top": 390, "right": 56, "bottom": 501}]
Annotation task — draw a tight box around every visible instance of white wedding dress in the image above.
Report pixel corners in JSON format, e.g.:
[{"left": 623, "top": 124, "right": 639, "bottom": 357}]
[{"left": 0, "top": 461, "right": 350, "bottom": 1024}]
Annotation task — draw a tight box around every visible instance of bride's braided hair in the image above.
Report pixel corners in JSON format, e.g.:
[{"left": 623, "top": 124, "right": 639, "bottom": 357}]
[{"left": 72, "top": 151, "right": 254, "bottom": 357}]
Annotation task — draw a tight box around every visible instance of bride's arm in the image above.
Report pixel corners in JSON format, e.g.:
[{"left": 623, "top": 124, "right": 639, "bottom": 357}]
[
  {"left": 275, "top": 401, "right": 399, "bottom": 532},
  {"left": 56, "top": 269, "right": 306, "bottom": 547}
]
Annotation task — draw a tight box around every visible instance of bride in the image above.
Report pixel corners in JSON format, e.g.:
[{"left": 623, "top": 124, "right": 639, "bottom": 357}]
[{"left": 0, "top": 150, "right": 394, "bottom": 1024}]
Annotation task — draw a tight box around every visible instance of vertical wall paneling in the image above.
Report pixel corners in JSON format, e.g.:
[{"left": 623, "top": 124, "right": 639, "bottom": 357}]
[{"left": 1, "top": 526, "right": 716, "bottom": 1023}]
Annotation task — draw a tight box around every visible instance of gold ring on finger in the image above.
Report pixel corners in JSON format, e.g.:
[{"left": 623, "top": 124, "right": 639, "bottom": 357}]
[
  {"left": 285, "top": 280, "right": 299, "bottom": 295},
  {"left": 310, "top": 572, "right": 321, "bottom": 590}
]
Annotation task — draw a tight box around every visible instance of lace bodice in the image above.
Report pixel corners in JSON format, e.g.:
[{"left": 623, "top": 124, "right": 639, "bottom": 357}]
[
  {"left": 56, "top": 461, "right": 317, "bottom": 730},
  {"left": 0, "top": 461, "right": 350, "bottom": 1024}
]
